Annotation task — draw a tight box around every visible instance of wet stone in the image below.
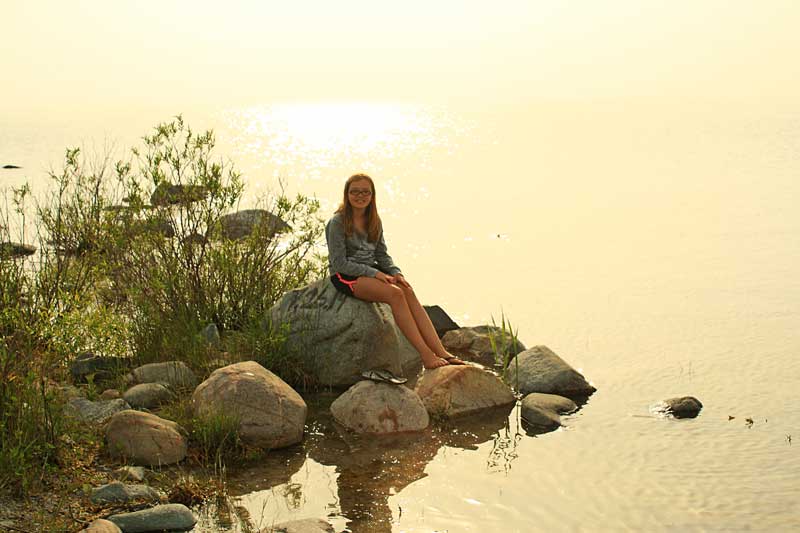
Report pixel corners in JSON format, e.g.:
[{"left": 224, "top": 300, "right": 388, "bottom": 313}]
[
  {"left": 663, "top": 396, "right": 703, "bottom": 419},
  {"left": 108, "top": 503, "right": 196, "bottom": 532}
]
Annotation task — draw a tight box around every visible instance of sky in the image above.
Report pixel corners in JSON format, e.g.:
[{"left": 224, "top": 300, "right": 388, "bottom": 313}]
[{"left": 2, "top": 0, "right": 800, "bottom": 116}]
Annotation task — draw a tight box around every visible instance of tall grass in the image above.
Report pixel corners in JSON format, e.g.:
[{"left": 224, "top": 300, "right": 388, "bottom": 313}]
[{"left": 487, "top": 312, "right": 522, "bottom": 391}]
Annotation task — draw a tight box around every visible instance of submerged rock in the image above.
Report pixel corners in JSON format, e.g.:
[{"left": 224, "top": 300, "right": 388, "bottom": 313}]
[
  {"left": 510, "top": 345, "right": 595, "bottom": 398},
  {"left": 414, "top": 365, "right": 515, "bottom": 418},
  {"left": 259, "top": 518, "right": 335, "bottom": 533},
  {"left": 662, "top": 396, "right": 703, "bottom": 419},
  {"left": 90, "top": 481, "right": 162, "bottom": 504},
  {"left": 123, "top": 382, "right": 173, "bottom": 409},
  {"left": 331, "top": 380, "right": 429, "bottom": 434},
  {"left": 268, "top": 279, "right": 422, "bottom": 387},
  {"left": 216, "top": 208, "right": 290, "bottom": 241},
  {"left": 127, "top": 361, "right": 198, "bottom": 390},
  {"left": 441, "top": 325, "right": 526, "bottom": 368},
  {"left": 192, "top": 361, "right": 307, "bottom": 449},
  {"left": 109, "top": 503, "right": 196, "bottom": 532},
  {"left": 106, "top": 410, "right": 187, "bottom": 466}
]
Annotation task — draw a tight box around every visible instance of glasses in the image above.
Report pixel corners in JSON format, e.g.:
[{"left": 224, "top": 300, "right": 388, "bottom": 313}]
[{"left": 349, "top": 189, "right": 372, "bottom": 197}]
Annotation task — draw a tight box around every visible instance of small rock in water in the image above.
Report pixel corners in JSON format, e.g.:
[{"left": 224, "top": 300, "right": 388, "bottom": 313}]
[
  {"left": 90, "top": 481, "right": 162, "bottom": 504},
  {"left": 510, "top": 345, "right": 595, "bottom": 398},
  {"left": 520, "top": 401, "right": 562, "bottom": 432},
  {"left": 330, "top": 380, "right": 429, "bottom": 434},
  {"left": 2, "top": 164, "right": 22, "bottom": 169},
  {"left": 414, "top": 365, "right": 515, "bottom": 418},
  {"left": 260, "top": 518, "right": 336, "bottom": 532},
  {"left": 662, "top": 396, "right": 703, "bottom": 419},
  {"left": 109, "top": 503, "right": 196, "bottom": 532}
]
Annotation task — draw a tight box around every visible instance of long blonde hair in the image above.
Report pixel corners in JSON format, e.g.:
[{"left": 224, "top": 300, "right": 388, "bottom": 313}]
[{"left": 335, "top": 174, "right": 382, "bottom": 242}]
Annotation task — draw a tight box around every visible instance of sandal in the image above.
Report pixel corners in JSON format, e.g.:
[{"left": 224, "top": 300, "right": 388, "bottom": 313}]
[{"left": 361, "top": 369, "right": 408, "bottom": 385}]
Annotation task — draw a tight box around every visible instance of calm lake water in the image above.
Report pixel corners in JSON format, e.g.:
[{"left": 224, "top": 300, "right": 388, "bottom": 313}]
[{"left": 2, "top": 101, "right": 799, "bottom": 532}]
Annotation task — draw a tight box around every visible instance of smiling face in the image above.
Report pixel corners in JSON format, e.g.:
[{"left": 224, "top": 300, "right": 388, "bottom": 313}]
[{"left": 347, "top": 178, "right": 373, "bottom": 210}]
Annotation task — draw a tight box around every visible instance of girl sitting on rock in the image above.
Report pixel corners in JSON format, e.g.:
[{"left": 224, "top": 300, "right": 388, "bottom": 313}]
[{"left": 326, "top": 173, "right": 465, "bottom": 370}]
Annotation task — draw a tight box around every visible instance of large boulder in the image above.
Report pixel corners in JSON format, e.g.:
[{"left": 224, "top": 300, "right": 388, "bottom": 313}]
[
  {"left": 441, "top": 325, "right": 526, "bottom": 368},
  {"left": 127, "top": 361, "right": 198, "bottom": 390},
  {"left": 267, "top": 279, "right": 422, "bottom": 387},
  {"left": 414, "top": 366, "right": 515, "bottom": 418},
  {"left": 123, "top": 383, "right": 174, "bottom": 409},
  {"left": 330, "top": 381, "right": 429, "bottom": 434},
  {"left": 216, "top": 209, "right": 290, "bottom": 241},
  {"left": 109, "top": 504, "right": 196, "bottom": 532},
  {"left": 259, "top": 518, "right": 335, "bottom": 533},
  {"left": 67, "top": 398, "right": 130, "bottom": 425},
  {"left": 192, "top": 361, "right": 307, "bottom": 449},
  {"left": 106, "top": 410, "right": 187, "bottom": 466},
  {"left": 510, "top": 345, "right": 595, "bottom": 398}
]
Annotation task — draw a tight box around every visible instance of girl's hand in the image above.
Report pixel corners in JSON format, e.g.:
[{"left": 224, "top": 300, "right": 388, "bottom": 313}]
[
  {"left": 375, "top": 271, "right": 394, "bottom": 284},
  {"left": 394, "top": 274, "right": 411, "bottom": 288}
]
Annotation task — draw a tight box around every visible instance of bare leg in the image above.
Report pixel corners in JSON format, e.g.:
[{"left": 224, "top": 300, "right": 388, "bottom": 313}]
[
  {"left": 399, "top": 284, "right": 464, "bottom": 363},
  {"left": 353, "top": 277, "right": 448, "bottom": 369}
]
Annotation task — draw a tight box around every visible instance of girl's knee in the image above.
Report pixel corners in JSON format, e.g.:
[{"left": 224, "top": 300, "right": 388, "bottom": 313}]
[{"left": 387, "top": 284, "right": 406, "bottom": 303}]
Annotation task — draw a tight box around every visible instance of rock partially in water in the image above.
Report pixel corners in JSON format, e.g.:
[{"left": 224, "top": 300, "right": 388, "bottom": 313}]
[
  {"left": 80, "top": 519, "right": 122, "bottom": 533},
  {"left": 150, "top": 182, "right": 208, "bottom": 206},
  {"left": 423, "top": 305, "right": 460, "bottom": 338},
  {"left": 216, "top": 208, "right": 290, "bottom": 241},
  {"left": 522, "top": 392, "right": 578, "bottom": 415},
  {"left": 510, "top": 345, "right": 595, "bottom": 398},
  {"left": 89, "top": 481, "right": 162, "bottom": 504},
  {"left": 662, "top": 396, "right": 703, "bottom": 419},
  {"left": 268, "top": 279, "right": 422, "bottom": 387},
  {"left": 331, "top": 380, "right": 429, "bottom": 434},
  {"left": 106, "top": 410, "right": 187, "bottom": 466},
  {"left": 258, "top": 518, "right": 335, "bottom": 533},
  {"left": 127, "top": 361, "right": 198, "bottom": 390},
  {"left": 71, "top": 352, "right": 131, "bottom": 384},
  {"left": 414, "top": 365, "right": 515, "bottom": 418},
  {"left": 0, "top": 241, "right": 36, "bottom": 260},
  {"left": 192, "top": 361, "right": 307, "bottom": 449},
  {"left": 67, "top": 398, "right": 130, "bottom": 425},
  {"left": 109, "top": 503, "right": 196, "bottom": 532},
  {"left": 441, "top": 325, "right": 526, "bottom": 368},
  {"left": 2, "top": 164, "right": 22, "bottom": 169},
  {"left": 123, "top": 382, "right": 174, "bottom": 409}
]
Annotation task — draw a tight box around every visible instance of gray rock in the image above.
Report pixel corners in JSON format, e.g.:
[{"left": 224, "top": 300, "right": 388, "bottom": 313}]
[
  {"left": 217, "top": 208, "right": 291, "bottom": 241},
  {"left": 522, "top": 392, "right": 577, "bottom": 415},
  {"left": 113, "top": 466, "right": 147, "bottom": 482},
  {"left": 68, "top": 398, "right": 130, "bottom": 424},
  {"left": 127, "top": 361, "right": 198, "bottom": 390},
  {"left": 267, "top": 279, "right": 422, "bottom": 387},
  {"left": 123, "top": 383, "right": 173, "bottom": 409},
  {"left": 423, "top": 305, "right": 460, "bottom": 338},
  {"left": 663, "top": 396, "right": 703, "bottom": 419},
  {"left": 80, "top": 518, "right": 122, "bottom": 533},
  {"left": 109, "top": 503, "right": 196, "bottom": 532},
  {"left": 90, "top": 481, "right": 162, "bottom": 504},
  {"left": 441, "top": 325, "right": 526, "bottom": 368},
  {"left": 192, "top": 361, "right": 307, "bottom": 449},
  {"left": 106, "top": 410, "right": 187, "bottom": 466},
  {"left": 510, "top": 345, "right": 595, "bottom": 398},
  {"left": 520, "top": 401, "right": 562, "bottom": 431},
  {"left": 150, "top": 182, "right": 208, "bottom": 206},
  {"left": 71, "top": 352, "right": 131, "bottom": 383},
  {"left": 259, "top": 518, "right": 335, "bottom": 533},
  {"left": 0, "top": 241, "right": 36, "bottom": 260},
  {"left": 331, "top": 381, "right": 429, "bottom": 434},
  {"left": 414, "top": 366, "right": 516, "bottom": 418},
  {"left": 55, "top": 384, "right": 85, "bottom": 400},
  {"left": 2, "top": 164, "right": 22, "bottom": 169}
]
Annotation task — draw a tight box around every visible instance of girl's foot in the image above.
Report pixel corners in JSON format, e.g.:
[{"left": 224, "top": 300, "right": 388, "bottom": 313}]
[{"left": 421, "top": 352, "right": 449, "bottom": 369}]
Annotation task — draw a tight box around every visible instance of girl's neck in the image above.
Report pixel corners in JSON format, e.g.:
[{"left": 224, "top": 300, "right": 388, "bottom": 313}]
[{"left": 351, "top": 207, "right": 367, "bottom": 219}]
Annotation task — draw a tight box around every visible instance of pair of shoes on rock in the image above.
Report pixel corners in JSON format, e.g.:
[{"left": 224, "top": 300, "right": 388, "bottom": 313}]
[{"left": 361, "top": 369, "right": 408, "bottom": 385}]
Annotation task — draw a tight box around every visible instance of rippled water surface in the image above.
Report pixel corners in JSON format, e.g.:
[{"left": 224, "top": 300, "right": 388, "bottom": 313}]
[{"left": 3, "top": 102, "right": 799, "bottom": 532}]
